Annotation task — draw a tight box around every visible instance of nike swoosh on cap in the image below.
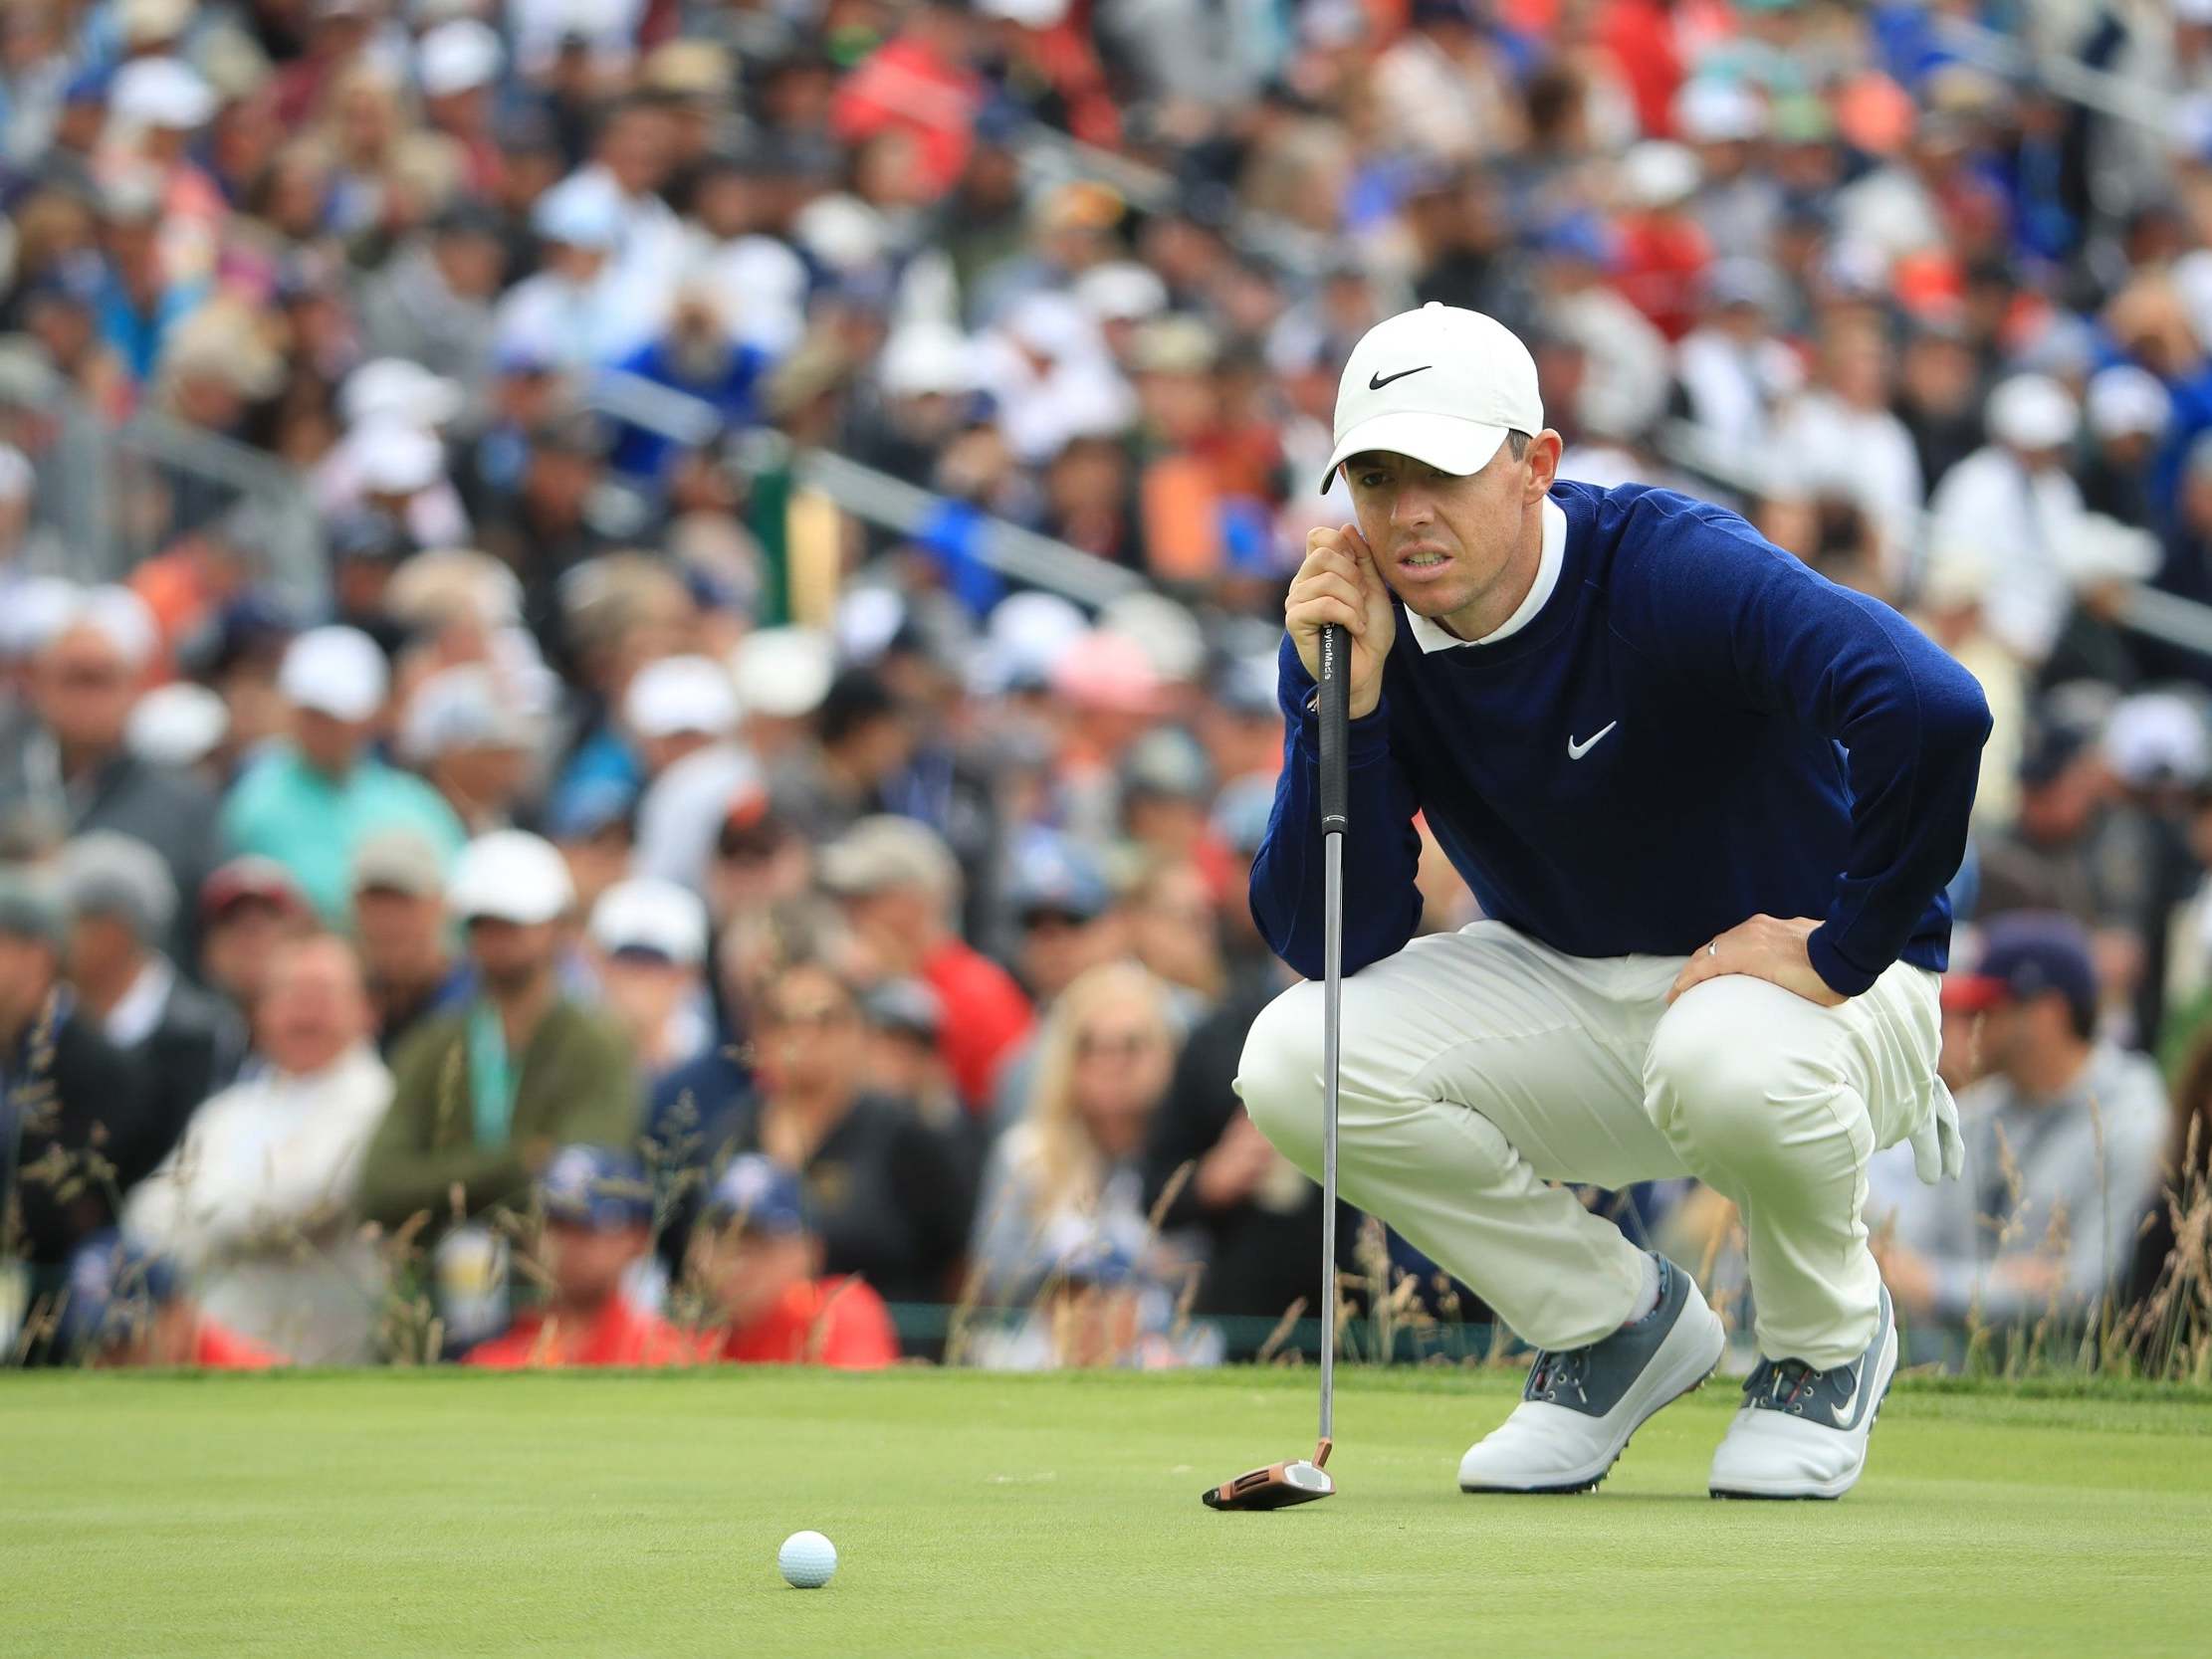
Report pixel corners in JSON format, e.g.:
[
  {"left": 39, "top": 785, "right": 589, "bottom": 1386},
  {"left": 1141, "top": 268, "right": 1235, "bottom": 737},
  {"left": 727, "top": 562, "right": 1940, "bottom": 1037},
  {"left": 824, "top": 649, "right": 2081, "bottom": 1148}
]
[{"left": 1367, "top": 365, "right": 1432, "bottom": 390}]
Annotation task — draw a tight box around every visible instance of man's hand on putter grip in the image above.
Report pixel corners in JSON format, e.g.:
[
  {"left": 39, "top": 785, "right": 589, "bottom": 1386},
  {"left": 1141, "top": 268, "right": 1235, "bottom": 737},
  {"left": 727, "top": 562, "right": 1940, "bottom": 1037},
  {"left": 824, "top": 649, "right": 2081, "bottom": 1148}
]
[
  {"left": 1666, "top": 914, "right": 1847, "bottom": 1008},
  {"left": 1288, "top": 523, "right": 1394, "bottom": 720}
]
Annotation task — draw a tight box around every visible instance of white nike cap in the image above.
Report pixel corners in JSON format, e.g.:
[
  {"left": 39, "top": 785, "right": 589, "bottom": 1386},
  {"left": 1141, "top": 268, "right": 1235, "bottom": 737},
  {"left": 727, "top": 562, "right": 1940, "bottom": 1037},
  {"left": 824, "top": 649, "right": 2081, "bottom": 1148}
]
[{"left": 1323, "top": 303, "right": 1544, "bottom": 491}]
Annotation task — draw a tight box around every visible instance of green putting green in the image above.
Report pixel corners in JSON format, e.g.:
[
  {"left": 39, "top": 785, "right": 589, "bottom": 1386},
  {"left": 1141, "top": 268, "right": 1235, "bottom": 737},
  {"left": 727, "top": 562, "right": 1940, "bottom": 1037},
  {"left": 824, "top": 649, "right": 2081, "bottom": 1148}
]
[{"left": 6, "top": 1367, "right": 2208, "bottom": 1657}]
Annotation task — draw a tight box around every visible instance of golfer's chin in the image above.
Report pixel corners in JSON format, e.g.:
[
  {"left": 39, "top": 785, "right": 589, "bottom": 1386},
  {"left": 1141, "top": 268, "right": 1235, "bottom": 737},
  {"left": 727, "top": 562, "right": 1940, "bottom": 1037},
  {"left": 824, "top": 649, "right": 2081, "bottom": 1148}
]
[{"left": 1387, "top": 568, "right": 1483, "bottom": 624}]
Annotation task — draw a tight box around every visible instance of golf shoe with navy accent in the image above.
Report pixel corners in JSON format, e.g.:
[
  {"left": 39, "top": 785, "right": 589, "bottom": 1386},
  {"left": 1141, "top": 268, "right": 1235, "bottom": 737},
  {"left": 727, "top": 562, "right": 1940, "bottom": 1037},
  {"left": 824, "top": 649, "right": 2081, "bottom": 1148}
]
[
  {"left": 1708, "top": 1284, "right": 1898, "bottom": 1501},
  {"left": 1457, "top": 1255, "right": 1725, "bottom": 1494}
]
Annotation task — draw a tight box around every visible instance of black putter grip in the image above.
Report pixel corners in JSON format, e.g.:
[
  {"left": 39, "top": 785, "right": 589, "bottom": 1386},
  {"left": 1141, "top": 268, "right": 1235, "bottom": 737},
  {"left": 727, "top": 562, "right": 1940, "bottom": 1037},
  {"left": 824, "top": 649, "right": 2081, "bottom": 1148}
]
[{"left": 1317, "top": 623, "right": 1350, "bottom": 835}]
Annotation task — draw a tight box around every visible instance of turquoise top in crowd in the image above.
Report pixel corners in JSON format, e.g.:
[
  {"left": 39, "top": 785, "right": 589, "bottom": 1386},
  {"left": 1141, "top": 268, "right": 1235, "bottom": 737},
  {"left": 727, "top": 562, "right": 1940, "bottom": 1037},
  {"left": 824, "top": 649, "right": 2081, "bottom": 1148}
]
[{"left": 219, "top": 746, "right": 466, "bottom": 922}]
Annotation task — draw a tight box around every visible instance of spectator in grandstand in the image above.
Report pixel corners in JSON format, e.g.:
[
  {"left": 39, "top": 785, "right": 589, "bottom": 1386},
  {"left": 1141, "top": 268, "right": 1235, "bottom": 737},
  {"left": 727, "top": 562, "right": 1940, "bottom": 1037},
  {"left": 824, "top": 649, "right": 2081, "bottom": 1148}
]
[
  {"left": 735, "top": 957, "right": 971, "bottom": 1307},
  {"left": 1929, "top": 375, "right": 2091, "bottom": 666},
  {"left": 1879, "top": 915, "right": 2169, "bottom": 1330},
  {"left": 463, "top": 1144, "right": 692, "bottom": 1368},
  {"left": 397, "top": 664, "right": 543, "bottom": 838},
  {"left": 1122, "top": 859, "right": 1227, "bottom": 1020},
  {"left": 2080, "top": 364, "right": 2172, "bottom": 532},
  {"left": 222, "top": 626, "right": 466, "bottom": 923},
  {"left": 195, "top": 857, "right": 310, "bottom": 1020},
  {"left": 0, "top": 877, "right": 160, "bottom": 1314},
  {"left": 348, "top": 830, "right": 468, "bottom": 1060},
  {"left": 768, "top": 666, "right": 913, "bottom": 846},
  {"left": 969, "top": 962, "right": 1183, "bottom": 1306},
  {"left": 690, "top": 1153, "right": 899, "bottom": 1367},
  {"left": 987, "top": 830, "right": 1121, "bottom": 1125},
  {"left": 1141, "top": 950, "right": 1344, "bottom": 1345},
  {"left": 358, "top": 832, "right": 637, "bottom": 1232},
  {"left": 54, "top": 1232, "right": 285, "bottom": 1370},
  {"left": 122, "top": 932, "right": 391, "bottom": 1364},
  {"left": 586, "top": 877, "right": 715, "bottom": 1089},
  {"left": 818, "top": 815, "right": 1032, "bottom": 1115},
  {"left": 0, "top": 588, "right": 221, "bottom": 944},
  {"left": 57, "top": 831, "right": 244, "bottom": 1159},
  {"left": 355, "top": 199, "right": 510, "bottom": 390},
  {"left": 625, "top": 654, "right": 756, "bottom": 894}
]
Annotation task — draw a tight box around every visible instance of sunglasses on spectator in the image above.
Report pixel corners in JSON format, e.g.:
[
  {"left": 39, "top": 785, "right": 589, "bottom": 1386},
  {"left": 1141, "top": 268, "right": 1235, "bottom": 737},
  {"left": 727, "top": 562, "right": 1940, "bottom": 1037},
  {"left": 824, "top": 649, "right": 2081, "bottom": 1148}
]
[{"left": 1021, "top": 907, "right": 1093, "bottom": 933}]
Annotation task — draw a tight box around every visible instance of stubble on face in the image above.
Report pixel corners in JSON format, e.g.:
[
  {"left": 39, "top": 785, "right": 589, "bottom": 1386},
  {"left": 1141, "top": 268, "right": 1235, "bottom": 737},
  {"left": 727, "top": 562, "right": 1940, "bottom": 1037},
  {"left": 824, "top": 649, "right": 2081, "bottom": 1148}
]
[{"left": 1346, "top": 445, "right": 1534, "bottom": 633}]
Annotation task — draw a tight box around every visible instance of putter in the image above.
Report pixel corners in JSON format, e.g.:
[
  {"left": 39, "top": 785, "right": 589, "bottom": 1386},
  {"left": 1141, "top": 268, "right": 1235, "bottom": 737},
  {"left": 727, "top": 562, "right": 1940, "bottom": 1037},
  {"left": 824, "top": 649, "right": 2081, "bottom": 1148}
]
[{"left": 1203, "top": 620, "right": 1349, "bottom": 1513}]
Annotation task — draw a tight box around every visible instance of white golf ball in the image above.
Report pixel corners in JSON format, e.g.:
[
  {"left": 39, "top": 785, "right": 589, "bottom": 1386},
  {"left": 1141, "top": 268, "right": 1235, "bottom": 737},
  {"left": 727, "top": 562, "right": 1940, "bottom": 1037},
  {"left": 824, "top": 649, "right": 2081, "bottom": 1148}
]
[{"left": 778, "top": 1530, "right": 837, "bottom": 1588}]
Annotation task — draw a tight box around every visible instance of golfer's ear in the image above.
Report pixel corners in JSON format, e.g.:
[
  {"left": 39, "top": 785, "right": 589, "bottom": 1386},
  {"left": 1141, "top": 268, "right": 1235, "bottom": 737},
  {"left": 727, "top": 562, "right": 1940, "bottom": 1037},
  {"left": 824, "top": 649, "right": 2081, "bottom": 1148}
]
[{"left": 1523, "top": 431, "right": 1563, "bottom": 502}]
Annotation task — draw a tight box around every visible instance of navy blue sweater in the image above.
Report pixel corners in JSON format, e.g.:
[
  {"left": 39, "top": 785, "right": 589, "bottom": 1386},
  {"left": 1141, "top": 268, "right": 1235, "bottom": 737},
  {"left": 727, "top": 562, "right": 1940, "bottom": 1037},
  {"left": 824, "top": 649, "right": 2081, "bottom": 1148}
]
[{"left": 1251, "top": 482, "right": 1993, "bottom": 996}]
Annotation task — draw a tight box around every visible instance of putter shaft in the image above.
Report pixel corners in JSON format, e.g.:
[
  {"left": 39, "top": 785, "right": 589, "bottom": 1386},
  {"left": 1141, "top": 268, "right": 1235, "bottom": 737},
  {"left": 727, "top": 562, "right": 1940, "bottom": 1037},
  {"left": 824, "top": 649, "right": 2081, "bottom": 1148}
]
[{"left": 1320, "top": 828, "right": 1340, "bottom": 1451}]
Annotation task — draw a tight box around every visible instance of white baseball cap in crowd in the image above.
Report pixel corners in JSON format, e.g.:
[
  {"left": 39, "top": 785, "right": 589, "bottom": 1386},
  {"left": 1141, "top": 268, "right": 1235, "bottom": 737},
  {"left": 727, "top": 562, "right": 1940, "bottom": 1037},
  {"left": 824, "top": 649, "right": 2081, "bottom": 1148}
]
[
  {"left": 532, "top": 174, "right": 624, "bottom": 250},
  {"left": 111, "top": 57, "right": 217, "bottom": 130},
  {"left": 279, "top": 625, "right": 389, "bottom": 723},
  {"left": 125, "top": 681, "right": 229, "bottom": 769},
  {"left": 352, "top": 421, "right": 446, "bottom": 496},
  {"left": 417, "top": 18, "right": 504, "bottom": 99},
  {"left": 448, "top": 829, "right": 574, "bottom": 926},
  {"left": 2085, "top": 364, "right": 2172, "bottom": 443},
  {"left": 1322, "top": 303, "right": 1544, "bottom": 490},
  {"left": 1986, "top": 374, "right": 2079, "bottom": 453},
  {"left": 624, "top": 654, "right": 740, "bottom": 739},
  {"left": 0, "top": 441, "right": 32, "bottom": 503},
  {"left": 730, "top": 627, "right": 836, "bottom": 720},
  {"left": 2103, "top": 692, "right": 2210, "bottom": 789},
  {"left": 588, "top": 877, "right": 708, "bottom": 966},
  {"left": 880, "top": 323, "right": 974, "bottom": 399},
  {"left": 400, "top": 664, "right": 537, "bottom": 761},
  {"left": 1074, "top": 261, "right": 1170, "bottom": 323},
  {"left": 68, "top": 585, "right": 160, "bottom": 672},
  {"left": 1674, "top": 78, "right": 1765, "bottom": 145},
  {"left": 0, "top": 577, "right": 84, "bottom": 663},
  {"left": 341, "top": 358, "right": 465, "bottom": 431}
]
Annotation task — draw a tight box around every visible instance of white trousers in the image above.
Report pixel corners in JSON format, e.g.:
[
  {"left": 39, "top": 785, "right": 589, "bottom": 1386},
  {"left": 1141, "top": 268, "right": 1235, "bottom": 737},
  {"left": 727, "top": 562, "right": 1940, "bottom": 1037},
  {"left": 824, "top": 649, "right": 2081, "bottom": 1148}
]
[{"left": 1235, "top": 921, "right": 1946, "bottom": 1369}]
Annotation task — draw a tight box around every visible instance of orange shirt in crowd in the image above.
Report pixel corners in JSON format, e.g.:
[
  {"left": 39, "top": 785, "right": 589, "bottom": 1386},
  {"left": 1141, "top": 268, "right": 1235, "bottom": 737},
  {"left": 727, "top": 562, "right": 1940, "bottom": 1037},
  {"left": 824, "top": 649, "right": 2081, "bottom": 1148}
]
[
  {"left": 921, "top": 937, "right": 1033, "bottom": 1113},
  {"left": 704, "top": 1278, "right": 900, "bottom": 1369},
  {"left": 463, "top": 1298, "right": 695, "bottom": 1369}
]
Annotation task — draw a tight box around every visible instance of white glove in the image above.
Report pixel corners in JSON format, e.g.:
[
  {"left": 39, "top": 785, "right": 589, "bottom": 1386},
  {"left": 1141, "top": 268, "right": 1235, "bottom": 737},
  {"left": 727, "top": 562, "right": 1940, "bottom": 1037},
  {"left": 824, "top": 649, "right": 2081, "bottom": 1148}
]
[{"left": 1908, "top": 1079, "right": 1964, "bottom": 1185}]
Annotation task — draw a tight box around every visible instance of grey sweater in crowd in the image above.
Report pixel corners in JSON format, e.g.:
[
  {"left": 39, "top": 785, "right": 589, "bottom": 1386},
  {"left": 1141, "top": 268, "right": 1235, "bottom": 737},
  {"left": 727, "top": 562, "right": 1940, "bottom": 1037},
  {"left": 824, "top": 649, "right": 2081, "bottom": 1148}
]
[{"left": 1887, "top": 1042, "right": 2170, "bottom": 1324}]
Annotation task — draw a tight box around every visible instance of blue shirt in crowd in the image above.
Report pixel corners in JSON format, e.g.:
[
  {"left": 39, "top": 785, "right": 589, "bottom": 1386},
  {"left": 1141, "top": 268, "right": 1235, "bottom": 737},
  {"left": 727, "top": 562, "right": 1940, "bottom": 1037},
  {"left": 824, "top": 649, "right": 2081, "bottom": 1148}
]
[{"left": 1250, "top": 481, "right": 1993, "bottom": 997}]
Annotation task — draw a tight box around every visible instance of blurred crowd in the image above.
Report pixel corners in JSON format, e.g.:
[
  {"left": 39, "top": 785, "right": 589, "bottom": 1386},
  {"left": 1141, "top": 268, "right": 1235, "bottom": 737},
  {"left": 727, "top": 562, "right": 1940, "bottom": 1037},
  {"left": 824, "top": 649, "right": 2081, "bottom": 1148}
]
[{"left": 5, "top": 0, "right": 2212, "bottom": 1371}]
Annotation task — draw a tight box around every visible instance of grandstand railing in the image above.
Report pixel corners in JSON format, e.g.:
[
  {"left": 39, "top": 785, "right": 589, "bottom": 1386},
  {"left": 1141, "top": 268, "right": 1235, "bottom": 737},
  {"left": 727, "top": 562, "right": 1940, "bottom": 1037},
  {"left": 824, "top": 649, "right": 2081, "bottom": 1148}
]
[
  {"left": 589, "top": 366, "right": 1147, "bottom": 609},
  {"left": 24, "top": 353, "right": 2212, "bottom": 663},
  {"left": 13, "top": 379, "right": 327, "bottom": 611}
]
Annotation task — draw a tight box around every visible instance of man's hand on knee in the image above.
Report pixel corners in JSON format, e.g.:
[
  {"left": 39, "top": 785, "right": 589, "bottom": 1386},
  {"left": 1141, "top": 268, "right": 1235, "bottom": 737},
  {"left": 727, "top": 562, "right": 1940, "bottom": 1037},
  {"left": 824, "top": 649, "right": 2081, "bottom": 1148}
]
[{"left": 1667, "top": 915, "right": 1846, "bottom": 1009}]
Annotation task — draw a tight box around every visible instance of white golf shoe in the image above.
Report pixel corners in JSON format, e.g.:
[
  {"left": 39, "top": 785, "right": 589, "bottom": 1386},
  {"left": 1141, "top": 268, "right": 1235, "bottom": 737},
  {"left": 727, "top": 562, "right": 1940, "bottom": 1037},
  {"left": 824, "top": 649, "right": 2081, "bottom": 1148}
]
[
  {"left": 1708, "top": 1284, "right": 1898, "bottom": 1501},
  {"left": 1458, "top": 1256, "right": 1725, "bottom": 1495}
]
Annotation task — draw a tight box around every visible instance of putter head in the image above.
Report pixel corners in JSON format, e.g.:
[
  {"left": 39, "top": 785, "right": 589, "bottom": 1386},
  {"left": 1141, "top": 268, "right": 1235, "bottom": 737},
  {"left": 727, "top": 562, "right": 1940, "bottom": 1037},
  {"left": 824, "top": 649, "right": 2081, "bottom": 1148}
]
[{"left": 1201, "top": 1459, "right": 1335, "bottom": 1511}]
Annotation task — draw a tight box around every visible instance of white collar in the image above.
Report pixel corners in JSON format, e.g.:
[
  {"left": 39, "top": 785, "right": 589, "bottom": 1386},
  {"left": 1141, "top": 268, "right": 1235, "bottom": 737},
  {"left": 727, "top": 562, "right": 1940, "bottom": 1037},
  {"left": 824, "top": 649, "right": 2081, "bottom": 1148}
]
[
  {"left": 106, "top": 954, "right": 176, "bottom": 1048},
  {"left": 1404, "top": 497, "right": 1568, "bottom": 654}
]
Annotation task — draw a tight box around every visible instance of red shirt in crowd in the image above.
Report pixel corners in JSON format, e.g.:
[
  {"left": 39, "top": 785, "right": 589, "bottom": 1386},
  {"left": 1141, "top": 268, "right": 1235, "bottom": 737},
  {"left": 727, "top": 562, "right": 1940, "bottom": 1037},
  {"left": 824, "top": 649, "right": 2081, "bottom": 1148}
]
[
  {"left": 191, "top": 1322, "right": 286, "bottom": 1370},
  {"left": 703, "top": 1278, "right": 900, "bottom": 1369},
  {"left": 1614, "top": 211, "right": 1713, "bottom": 341},
  {"left": 922, "top": 937, "right": 1033, "bottom": 1112},
  {"left": 831, "top": 38, "right": 983, "bottom": 199},
  {"left": 463, "top": 1298, "right": 695, "bottom": 1370}
]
